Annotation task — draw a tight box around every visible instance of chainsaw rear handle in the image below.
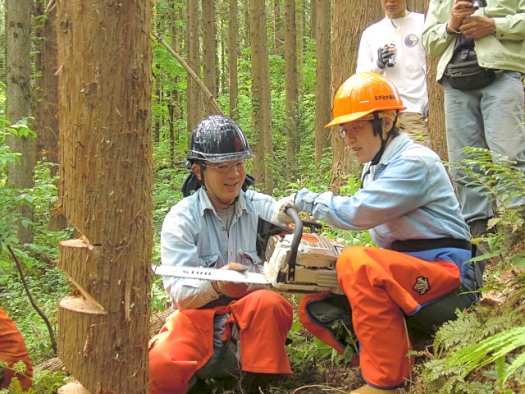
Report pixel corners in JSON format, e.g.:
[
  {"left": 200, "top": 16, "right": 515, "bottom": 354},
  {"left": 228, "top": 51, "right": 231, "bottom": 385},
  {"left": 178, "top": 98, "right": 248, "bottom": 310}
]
[{"left": 285, "top": 207, "right": 303, "bottom": 280}]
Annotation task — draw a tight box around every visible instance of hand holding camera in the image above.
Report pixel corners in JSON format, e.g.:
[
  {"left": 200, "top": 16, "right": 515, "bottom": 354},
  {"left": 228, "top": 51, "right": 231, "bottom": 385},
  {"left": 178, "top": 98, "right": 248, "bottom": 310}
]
[{"left": 377, "top": 44, "right": 397, "bottom": 69}]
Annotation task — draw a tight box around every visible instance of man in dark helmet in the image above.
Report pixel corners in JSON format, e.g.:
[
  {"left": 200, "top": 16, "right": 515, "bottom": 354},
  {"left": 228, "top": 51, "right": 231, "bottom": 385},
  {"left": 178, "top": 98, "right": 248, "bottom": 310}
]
[
  {"left": 179, "top": 113, "right": 256, "bottom": 200},
  {"left": 149, "top": 115, "right": 293, "bottom": 393}
]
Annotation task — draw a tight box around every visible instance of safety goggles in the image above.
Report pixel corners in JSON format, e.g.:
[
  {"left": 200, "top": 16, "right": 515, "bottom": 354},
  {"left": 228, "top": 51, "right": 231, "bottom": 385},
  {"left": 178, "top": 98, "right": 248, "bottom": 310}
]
[
  {"left": 203, "top": 160, "right": 246, "bottom": 173},
  {"left": 339, "top": 120, "right": 371, "bottom": 138}
]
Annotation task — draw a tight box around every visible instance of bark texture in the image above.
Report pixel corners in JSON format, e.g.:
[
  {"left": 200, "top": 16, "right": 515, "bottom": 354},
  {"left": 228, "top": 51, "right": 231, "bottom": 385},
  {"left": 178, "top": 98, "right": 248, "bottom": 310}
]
[
  {"left": 6, "top": 0, "right": 35, "bottom": 244},
  {"left": 55, "top": 1, "right": 153, "bottom": 392}
]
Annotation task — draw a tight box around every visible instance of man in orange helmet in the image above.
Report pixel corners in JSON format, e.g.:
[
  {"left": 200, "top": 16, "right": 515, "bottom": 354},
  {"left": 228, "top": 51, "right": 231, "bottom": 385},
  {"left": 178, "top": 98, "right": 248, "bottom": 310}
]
[{"left": 274, "top": 72, "right": 480, "bottom": 393}]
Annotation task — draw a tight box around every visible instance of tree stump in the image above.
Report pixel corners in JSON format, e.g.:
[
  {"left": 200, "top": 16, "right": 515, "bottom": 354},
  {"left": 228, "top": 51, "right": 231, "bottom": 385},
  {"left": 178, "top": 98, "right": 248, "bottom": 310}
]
[{"left": 57, "top": 381, "right": 90, "bottom": 394}]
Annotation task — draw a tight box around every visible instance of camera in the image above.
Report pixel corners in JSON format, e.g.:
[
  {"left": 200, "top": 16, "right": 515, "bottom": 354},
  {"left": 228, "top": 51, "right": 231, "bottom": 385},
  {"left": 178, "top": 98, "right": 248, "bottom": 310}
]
[
  {"left": 386, "top": 44, "right": 397, "bottom": 68},
  {"left": 471, "top": 0, "right": 487, "bottom": 10}
]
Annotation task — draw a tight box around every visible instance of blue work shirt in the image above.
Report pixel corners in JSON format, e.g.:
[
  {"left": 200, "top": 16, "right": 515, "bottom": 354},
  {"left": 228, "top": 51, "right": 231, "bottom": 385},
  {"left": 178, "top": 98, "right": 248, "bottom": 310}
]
[
  {"left": 161, "top": 187, "right": 276, "bottom": 310},
  {"left": 295, "top": 134, "right": 471, "bottom": 250}
]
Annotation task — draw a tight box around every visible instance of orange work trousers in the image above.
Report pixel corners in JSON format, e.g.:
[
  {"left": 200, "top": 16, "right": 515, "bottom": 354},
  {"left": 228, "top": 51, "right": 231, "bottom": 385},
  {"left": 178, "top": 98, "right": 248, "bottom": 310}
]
[
  {"left": 149, "top": 289, "right": 293, "bottom": 393},
  {"left": 300, "top": 246, "right": 463, "bottom": 389},
  {"left": 0, "top": 307, "right": 33, "bottom": 390}
]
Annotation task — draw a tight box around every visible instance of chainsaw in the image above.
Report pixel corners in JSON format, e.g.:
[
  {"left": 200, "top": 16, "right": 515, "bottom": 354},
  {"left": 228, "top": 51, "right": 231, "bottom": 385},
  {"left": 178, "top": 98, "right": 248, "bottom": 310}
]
[{"left": 153, "top": 208, "right": 343, "bottom": 294}]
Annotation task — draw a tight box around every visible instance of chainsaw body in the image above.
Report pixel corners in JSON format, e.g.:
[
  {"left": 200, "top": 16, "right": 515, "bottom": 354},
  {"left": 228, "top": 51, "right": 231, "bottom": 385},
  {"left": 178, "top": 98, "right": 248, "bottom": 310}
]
[
  {"left": 257, "top": 208, "right": 343, "bottom": 294},
  {"left": 154, "top": 209, "right": 344, "bottom": 294}
]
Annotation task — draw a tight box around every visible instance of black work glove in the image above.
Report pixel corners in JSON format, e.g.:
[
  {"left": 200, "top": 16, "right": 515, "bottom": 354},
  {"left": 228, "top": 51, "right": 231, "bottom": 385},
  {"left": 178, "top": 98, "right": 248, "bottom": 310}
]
[{"left": 377, "top": 46, "right": 394, "bottom": 69}]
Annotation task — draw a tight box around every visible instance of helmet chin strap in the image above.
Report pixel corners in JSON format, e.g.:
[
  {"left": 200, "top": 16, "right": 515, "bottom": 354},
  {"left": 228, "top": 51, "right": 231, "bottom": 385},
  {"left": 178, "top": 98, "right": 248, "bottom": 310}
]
[{"left": 370, "top": 112, "right": 399, "bottom": 165}]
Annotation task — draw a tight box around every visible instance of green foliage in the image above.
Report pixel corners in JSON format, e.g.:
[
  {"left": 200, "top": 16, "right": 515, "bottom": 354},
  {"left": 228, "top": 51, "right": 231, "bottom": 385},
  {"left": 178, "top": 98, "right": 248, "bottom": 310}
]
[
  {"left": 285, "top": 309, "right": 326, "bottom": 368},
  {"left": 445, "top": 326, "right": 525, "bottom": 388},
  {"left": 0, "top": 124, "right": 25, "bottom": 249},
  {"left": 0, "top": 109, "right": 71, "bottom": 367},
  {"left": 1, "top": 254, "right": 69, "bottom": 361},
  {"left": 0, "top": 117, "right": 70, "bottom": 393},
  {"left": 152, "top": 165, "right": 186, "bottom": 230},
  {"left": 420, "top": 148, "right": 525, "bottom": 393},
  {"left": 332, "top": 319, "right": 359, "bottom": 363},
  {"left": 0, "top": 363, "right": 69, "bottom": 394},
  {"left": 275, "top": 167, "right": 373, "bottom": 249},
  {"left": 452, "top": 147, "right": 525, "bottom": 267},
  {"left": 26, "top": 370, "right": 70, "bottom": 394},
  {"left": 421, "top": 306, "right": 525, "bottom": 393}
]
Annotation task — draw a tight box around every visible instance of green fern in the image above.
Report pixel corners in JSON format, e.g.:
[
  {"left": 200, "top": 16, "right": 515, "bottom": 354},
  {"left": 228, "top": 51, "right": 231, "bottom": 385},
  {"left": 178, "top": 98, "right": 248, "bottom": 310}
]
[
  {"left": 422, "top": 303, "right": 525, "bottom": 392},
  {"left": 411, "top": 147, "right": 525, "bottom": 392},
  {"left": 505, "top": 351, "right": 525, "bottom": 384},
  {"left": 452, "top": 147, "right": 525, "bottom": 268},
  {"left": 445, "top": 326, "right": 525, "bottom": 387}
]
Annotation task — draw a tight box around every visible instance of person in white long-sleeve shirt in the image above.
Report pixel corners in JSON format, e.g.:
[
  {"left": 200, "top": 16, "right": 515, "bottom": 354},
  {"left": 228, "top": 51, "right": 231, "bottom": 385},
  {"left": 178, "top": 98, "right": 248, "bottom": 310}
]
[{"left": 357, "top": 0, "right": 430, "bottom": 148}]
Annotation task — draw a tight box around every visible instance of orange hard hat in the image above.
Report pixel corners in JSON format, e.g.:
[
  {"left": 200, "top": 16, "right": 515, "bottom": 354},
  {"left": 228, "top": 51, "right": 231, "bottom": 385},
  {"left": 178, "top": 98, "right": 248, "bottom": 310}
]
[{"left": 325, "top": 72, "right": 406, "bottom": 127}]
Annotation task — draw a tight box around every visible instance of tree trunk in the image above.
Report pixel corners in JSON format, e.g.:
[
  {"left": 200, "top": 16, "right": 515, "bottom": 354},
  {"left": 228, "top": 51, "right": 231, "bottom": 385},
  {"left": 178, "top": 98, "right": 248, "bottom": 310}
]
[
  {"left": 314, "top": 0, "right": 331, "bottom": 164},
  {"left": 186, "top": 0, "right": 201, "bottom": 130},
  {"left": 202, "top": 0, "right": 218, "bottom": 115},
  {"left": 285, "top": 0, "right": 299, "bottom": 180},
  {"left": 34, "top": 0, "right": 59, "bottom": 166},
  {"left": 228, "top": 0, "right": 239, "bottom": 120},
  {"left": 296, "top": 0, "right": 304, "bottom": 89},
  {"left": 220, "top": 11, "right": 227, "bottom": 98},
  {"left": 426, "top": 56, "right": 447, "bottom": 160},
  {"left": 55, "top": 1, "right": 153, "bottom": 392},
  {"left": 330, "top": 0, "right": 383, "bottom": 191},
  {"left": 249, "top": 0, "right": 273, "bottom": 193},
  {"left": 408, "top": 0, "right": 427, "bottom": 12},
  {"left": 6, "top": 0, "right": 34, "bottom": 244},
  {"left": 419, "top": 0, "right": 447, "bottom": 159},
  {"left": 273, "top": 0, "right": 283, "bottom": 56},
  {"left": 34, "top": 0, "right": 68, "bottom": 231},
  {"left": 310, "top": 0, "right": 317, "bottom": 40},
  {"left": 167, "top": 0, "right": 176, "bottom": 166}
]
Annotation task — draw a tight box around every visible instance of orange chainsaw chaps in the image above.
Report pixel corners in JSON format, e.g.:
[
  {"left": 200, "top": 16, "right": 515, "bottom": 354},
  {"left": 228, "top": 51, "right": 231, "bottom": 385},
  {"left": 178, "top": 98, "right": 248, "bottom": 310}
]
[
  {"left": 0, "top": 307, "right": 33, "bottom": 391},
  {"left": 335, "top": 246, "right": 461, "bottom": 388},
  {"left": 149, "top": 290, "right": 293, "bottom": 393},
  {"left": 298, "top": 292, "right": 346, "bottom": 355},
  {"left": 148, "top": 308, "right": 216, "bottom": 394},
  {"left": 228, "top": 290, "right": 293, "bottom": 374}
]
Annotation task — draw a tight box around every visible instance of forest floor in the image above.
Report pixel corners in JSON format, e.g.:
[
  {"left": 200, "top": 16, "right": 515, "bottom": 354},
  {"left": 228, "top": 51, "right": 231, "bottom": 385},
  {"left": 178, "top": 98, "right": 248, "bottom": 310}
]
[
  {"left": 44, "top": 237, "right": 523, "bottom": 393},
  {"left": 188, "top": 329, "right": 432, "bottom": 394}
]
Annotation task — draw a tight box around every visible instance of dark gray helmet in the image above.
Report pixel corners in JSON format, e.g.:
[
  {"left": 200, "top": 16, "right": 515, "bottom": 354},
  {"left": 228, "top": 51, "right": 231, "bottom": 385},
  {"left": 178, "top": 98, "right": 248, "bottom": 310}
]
[{"left": 187, "top": 115, "right": 253, "bottom": 162}]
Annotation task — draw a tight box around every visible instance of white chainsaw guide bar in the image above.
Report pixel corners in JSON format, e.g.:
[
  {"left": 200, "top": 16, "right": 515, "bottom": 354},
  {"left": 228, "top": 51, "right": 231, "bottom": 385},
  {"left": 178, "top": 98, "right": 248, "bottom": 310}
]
[{"left": 152, "top": 265, "right": 270, "bottom": 285}]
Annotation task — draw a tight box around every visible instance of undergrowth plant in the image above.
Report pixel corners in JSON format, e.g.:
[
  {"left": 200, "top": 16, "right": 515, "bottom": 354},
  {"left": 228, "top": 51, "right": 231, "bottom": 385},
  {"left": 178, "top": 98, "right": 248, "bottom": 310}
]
[
  {"left": 453, "top": 147, "right": 525, "bottom": 267},
  {"left": 420, "top": 147, "right": 525, "bottom": 393},
  {"left": 1, "top": 103, "right": 71, "bottom": 391}
]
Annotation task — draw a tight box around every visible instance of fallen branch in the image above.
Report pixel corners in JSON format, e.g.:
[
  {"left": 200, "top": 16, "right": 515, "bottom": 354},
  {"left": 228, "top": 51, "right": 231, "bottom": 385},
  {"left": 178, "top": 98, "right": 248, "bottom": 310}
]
[{"left": 8, "top": 245, "right": 58, "bottom": 354}]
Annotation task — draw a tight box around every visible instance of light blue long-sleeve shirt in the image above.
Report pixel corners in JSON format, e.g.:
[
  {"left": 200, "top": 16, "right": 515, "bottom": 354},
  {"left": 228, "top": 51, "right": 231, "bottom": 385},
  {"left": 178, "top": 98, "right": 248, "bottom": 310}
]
[
  {"left": 295, "top": 134, "right": 471, "bottom": 250},
  {"left": 161, "top": 187, "right": 276, "bottom": 310}
]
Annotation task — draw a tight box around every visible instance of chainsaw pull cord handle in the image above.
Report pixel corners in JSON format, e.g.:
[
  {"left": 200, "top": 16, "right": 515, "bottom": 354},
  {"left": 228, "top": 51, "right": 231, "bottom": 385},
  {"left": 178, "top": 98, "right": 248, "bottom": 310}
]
[{"left": 285, "top": 207, "right": 303, "bottom": 281}]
